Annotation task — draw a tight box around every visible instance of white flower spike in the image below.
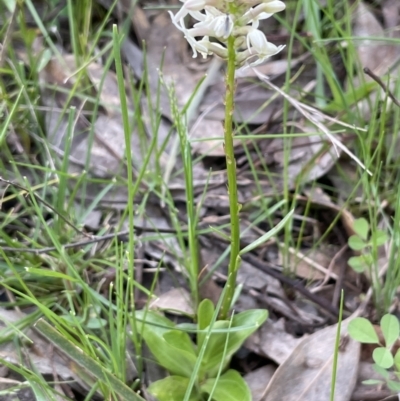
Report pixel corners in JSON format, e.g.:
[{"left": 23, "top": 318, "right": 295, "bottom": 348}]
[{"left": 170, "top": 0, "right": 285, "bottom": 69}]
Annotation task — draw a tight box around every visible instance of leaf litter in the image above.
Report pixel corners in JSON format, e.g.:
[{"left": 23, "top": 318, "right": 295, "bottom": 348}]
[{"left": 1, "top": 0, "right": 400, "bottom": 400}]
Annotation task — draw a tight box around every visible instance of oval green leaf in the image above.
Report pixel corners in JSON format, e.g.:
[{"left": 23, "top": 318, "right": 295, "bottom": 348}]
[
  {"left": 353, "top": 218, "right": 369, "bottom": 240},
  {"left": 373, "top": 347, "right": 394, "bottom": 369},
  {"left": 380, "top": 314, "right": 399, "bottom": 349},
  {"left": 348, "top": 235, "right": 366, "bottom": 251},
  {"left": 348, "top": 318, "right": 379, "bottom": 343}
]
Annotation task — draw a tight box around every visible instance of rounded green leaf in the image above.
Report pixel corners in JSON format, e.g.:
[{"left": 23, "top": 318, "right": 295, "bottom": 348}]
[
  {"left": 348, "top": 235, "right": 367, "bottom": 251},
  {"left": 380, "top": 314, "right": 399, "bottom": 349},
  {"left": 373, "top": 347, "right": 394, "bottom": 369},
  {"left": 353, "top": 218, "right": 369, "bottom": 240},
  {"left": 201, "top": 370, "right": 251, "bottom": 401},
  {"left": 373, "top": 230, "right": 388, "bottom": 247},
  {"left": 348, "top": 256, "right": 366, "bottom": 273},
  {"left": 348, "top": 318, "right": 379, "bottom": 343}
]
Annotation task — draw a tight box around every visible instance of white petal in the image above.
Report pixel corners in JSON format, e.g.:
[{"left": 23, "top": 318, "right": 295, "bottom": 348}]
[
  {"left": 183, "top": 0, "right": 206, "bottom": 11},
  {"left": 262, "top": 1, "right": 285, "bottom": 13},
  {"left": 210, "top": 14, "right": 233, "bottom": 39},
  {"left": 247, "top": 29, "right": 269, "bottom": 54}
]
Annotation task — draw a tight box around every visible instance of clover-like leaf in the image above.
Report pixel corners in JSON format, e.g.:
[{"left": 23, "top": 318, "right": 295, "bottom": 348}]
[
  {"left": 380, "top": 314, "right": 399, "bottom": 349},
  {"left": 348, "top": 318, "right": 379, "bottom": 344},
  {"left": 373, "top": 347, "right": 394, "bottom": 369},
  {"left": 371, "top": 230, "right": 388, "bottom": 247},
  {"left": 201, "top": 370, "right": 251, "bottom": 401},
  {"left": 352, "top": 218, "right": 369, "bottom": 240},
  {"left": 348, "top": 235, "right": 367, "bottom": 251},
  {"left": 348, "top": 256, "right": 366, "bottom": 273}
]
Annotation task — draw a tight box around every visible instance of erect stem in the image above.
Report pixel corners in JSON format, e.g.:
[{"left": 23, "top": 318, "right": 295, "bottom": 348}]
[{"left": 219, "top": 35, "right": 241, "bottom": 320}]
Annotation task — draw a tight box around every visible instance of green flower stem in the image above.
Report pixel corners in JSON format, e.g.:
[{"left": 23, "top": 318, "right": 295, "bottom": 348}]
[{"left": 219, "top": 35, "right": 241, "bottom": 320}]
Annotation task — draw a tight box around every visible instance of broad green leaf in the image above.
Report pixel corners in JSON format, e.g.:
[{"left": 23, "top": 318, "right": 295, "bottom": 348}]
[
  {"left": 371, "top": 230, "right": 388, "bottom": 247},
  {"left": 352, "top": 218, "right": 369, "bottom": 240},
  {"left": 164, "top": 331, "right": 197, "bottom": 356},
  {"left": 348, "top": 256, "right": 366, "bottom": 273},
  {"left": 380, "top": 314, "right": 399, "bottom": 349},
  {"left": 135, "top": 310, "right": 175, "bottom": 337},
  {"left": 239, "top": 210, "right": 294, "bottom": 255},
  {"left": 197, "top": 299, "right": 215, "bottom": 349},
  {"left": 148, "top": 376, "right": 198, "bottom": 401},
  {"left": 201, "top": 370, "right": 251, "bottom": 401},
  {"left": 348, "top": 318, "right": 379, "bottom": 343},
  {"left": 142, "top": 329, "right": 197, "bottom": 377},
  {"left": 373, "top": 347, "right": 394, "bottom": 369},
  {"left": 348, "top": 235, "right": 366, "bottom": 251},
  {"left": 201, "top": 310, "right": 268, "bottom": 376}
]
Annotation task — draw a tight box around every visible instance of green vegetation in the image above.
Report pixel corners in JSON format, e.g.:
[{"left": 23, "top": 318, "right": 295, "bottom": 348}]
[{"left": 1, "top": 0, "right": 400, "bottom": 399}]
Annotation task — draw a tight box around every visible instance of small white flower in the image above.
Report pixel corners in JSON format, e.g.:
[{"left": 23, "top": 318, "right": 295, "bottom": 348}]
[
  {"left": 169, "top": 0, "right": 285, "bottom": 67},
  {"left": 189, "top": 13, "right": 233, "bottom": 40}
]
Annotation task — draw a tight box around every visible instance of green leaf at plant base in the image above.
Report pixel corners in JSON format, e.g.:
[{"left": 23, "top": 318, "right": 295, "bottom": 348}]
[
  {"left": 371, "top": 230, "right": 388, "bottom": 247},
  {"left": 200, "top": 309, "right": 267, "bottom": 377},
  {"left": 380, "top": 314, "right": 400, "bottom": 349},
  {"left": 348, "top": 318, "right": 379, "bottom": 344},
  {"left": 136, "top": 310, "right": 197, "bottom": 377},
  {"left": 352, "top": 218, "right": 369, "bottom": 240},
  {"left": 348, "top": 256, "right": 366, "bottom": 273},
  {"left": 348, "top": 235, "right": 367, "bottom": 251},
  {"left": 197, "top": 299, "right": 215, "bottom": 350},
  {"left": 142, "top": 329, "right": 197, "bottom": 377},
  {"left": 148, "top": 376, "right": 198, "bottom": 401},
  {"left": 373, "top": 347, "right": 394, "bottom": 369},
  {"left": 164, "top": 331, "right": 197, "bottom": 357},
  {"left": 201, "top": 369, "right": 251, "bottom": 401}
]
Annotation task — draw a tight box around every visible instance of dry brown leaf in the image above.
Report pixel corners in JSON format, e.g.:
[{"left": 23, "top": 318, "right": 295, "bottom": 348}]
[
  {"left": 261, "top": 319, "right": 360, "bottom": 401},
  {"left": 246, "top": 318, "right": 302, "bottom": 365},
  {"left": 353, "top": 1, "right": 400, "bottom": 75},
  {"left": 245, "top": 365, "right": 276, "bottom": 401},
  {"left": 150, "top": 288, "right": 194, "bottom": 316},
  {"left": 276, "top": 245, "right": 342, "bottom": 281}
]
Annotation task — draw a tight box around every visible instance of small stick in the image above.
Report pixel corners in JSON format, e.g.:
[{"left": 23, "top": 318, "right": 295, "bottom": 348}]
[{"left": 363, "top": 67, "right": 400, "bottom": 109}]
